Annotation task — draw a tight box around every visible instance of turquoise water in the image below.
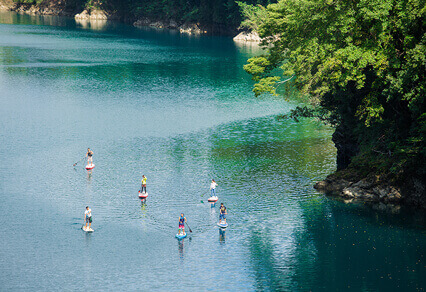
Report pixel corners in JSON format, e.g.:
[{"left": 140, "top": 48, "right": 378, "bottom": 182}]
[{"left": 0, "top": 12, "right": 425, "bottom": 291}]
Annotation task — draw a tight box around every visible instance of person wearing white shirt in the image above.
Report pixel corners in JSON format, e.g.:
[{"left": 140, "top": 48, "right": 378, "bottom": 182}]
[
  {"left": 210, "top": 179, "right": 218, "bottom": 197},
  {"left": 84, "top": 206, "right": 92, "bottom": 229}
]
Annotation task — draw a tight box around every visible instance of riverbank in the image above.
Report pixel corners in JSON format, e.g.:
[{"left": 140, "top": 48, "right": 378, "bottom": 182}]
[{"left": 0, "top": 0, "right": 260, "bottom": 38}]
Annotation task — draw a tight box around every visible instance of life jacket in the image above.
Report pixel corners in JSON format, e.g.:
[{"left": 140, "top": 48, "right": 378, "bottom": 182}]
[
  {"left": 179, "top": 216, "right": 185, "bottom": 225},
  {"left": 220, "top": 206, "right": 226, "bottom": 214},
  {"left": 141, "top": 177, "right": 147, "bottom": 184}
]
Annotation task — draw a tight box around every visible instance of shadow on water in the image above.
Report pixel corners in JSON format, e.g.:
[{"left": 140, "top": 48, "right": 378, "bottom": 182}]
[{"left": 289, "top": 199, "right": 426, "bottom": 291}]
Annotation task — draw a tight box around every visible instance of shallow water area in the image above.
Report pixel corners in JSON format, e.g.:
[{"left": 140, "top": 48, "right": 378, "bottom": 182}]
[{"left": 0, "top": 12, "right": 425, "bottom": 291}]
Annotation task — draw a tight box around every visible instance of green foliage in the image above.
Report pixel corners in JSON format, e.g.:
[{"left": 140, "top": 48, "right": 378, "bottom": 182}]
[
  {"left": 13, "top": 0, "right": 274, "bottom": 30},
  {"left": 84, "top": 0, "right": 274, "bottom": 30},
  {"left": 242, "top": 0, "right": 426, "bottom": 180},
  {"left": 237, "top": 2, "right": 267, "bottom": 31}
]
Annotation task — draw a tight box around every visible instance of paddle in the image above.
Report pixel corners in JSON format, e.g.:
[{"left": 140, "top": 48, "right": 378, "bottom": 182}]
[
  {"left": 200, "top": 189, "right": 209, "bottom": 197},
  {"left": 185, "top": 221, "right": 192, "bottom": 233},
  {"left": 73, "top": 156, "right": 85, "bottom": 167}
]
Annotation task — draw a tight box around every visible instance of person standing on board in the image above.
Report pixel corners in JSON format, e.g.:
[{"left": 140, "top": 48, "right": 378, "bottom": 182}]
[
  {"left": 84, "top": 206, "right": 92, "bottom": 230},
  {"left": 219, "top": 203, "right": 227, "bottom": 224},
  {"left": 140, "top": 175, "right": 147, "bottom": 193},
  {"left": 86, "top": 148, "right": 94, "bottom": 166},
  {"left": 178, "top": 213, "right": 187, "bottom": 235},
  {"left": 210, "top": 179, "right": 218, "bottom": 197}
]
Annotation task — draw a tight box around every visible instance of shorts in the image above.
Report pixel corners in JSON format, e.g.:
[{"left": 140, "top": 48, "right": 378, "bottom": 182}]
[
  {"left": 142, "top": 184, "right": 146, "bottom": 187},
  {"left": 219, "top": 213, "right": 226, "bottom": 220},
  {"left": 179, "top": 225, "right": 184, "bottom": 229},
  {"left": 86, "top": 217, "right": 92, "bottom": 223}
]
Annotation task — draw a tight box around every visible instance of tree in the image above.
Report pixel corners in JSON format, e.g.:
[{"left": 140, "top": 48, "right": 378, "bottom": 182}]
[{"left": 243, "top": 0, "right": 425, "bottom": 182}]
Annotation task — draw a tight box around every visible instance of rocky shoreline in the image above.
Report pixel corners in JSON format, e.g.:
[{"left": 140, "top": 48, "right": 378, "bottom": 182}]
[
  {"left": 314, "top": 169, "right": 426, "bottom": 209},
  {"left": 133, "top": 18, "right": 206, "bottom": 35},
  {"left": 0, "top": 0, "right": 73, "bottom": 16},
  {"left": 0, "top": 1, "right": 259, "bottom": 40}
]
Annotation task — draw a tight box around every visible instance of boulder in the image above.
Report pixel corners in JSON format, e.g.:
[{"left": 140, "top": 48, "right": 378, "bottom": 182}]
[
  {"left": 314, "top": 178, "right": 352, "bottom": 194},
  {"left": 90, "top": 9, "right": 107, "bottom": 20},
  {"left": 75, "top": 10, "right": 89, "bottom": 20},
  {"left": 233, "top": 31, "right": 261, "bottom": 42},
  {"left": 0, "top": 0, "right": 15, "bottom": 11},
  {"left": 179, "top": 23, "right": 202, "bottom": 35},
  {"left": 342, "top": 186, "right": 377, "bottom": 201},
  {"left": 75, "top": 9, "right": 109, "bottom": 21}
]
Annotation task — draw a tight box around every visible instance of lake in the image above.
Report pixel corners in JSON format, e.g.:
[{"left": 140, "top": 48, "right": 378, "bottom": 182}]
[{"left": 0, "top": 12, "right": 424, "bottom": 291}]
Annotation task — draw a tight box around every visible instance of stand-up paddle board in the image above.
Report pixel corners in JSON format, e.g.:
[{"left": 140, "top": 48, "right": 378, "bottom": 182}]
[
  {"left": 138, "top": 191, "right": 148, "bottom": 199},
  {"left": 208, "top": 196, "right": 218, "bottom": 202},
  {"left": 217, "top": 221, "right": 228, "bottom": 228},
  {"left": 82, "top": 226, "right": 94, "bottom": 232},
  {"left": 175, "top": 233, "right": 187, "bottom": 239},
  {"left": 85, "top": 164, "right": 95, "bottom": 170}
]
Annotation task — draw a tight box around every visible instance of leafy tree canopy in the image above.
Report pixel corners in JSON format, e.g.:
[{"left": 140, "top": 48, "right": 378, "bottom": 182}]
[{"left": 243, "top": 0, "right": 425, "bottom": 179}]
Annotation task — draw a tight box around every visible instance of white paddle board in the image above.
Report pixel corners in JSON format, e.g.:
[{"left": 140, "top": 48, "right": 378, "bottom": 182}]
[
  {"left": 208, "top": 196, "right": 218, "bottom": 202},
  {"left": 82, "top": 226, "right": 94, "bottom": 232},
  {"left": 85, "top": 164, "right": 95, "bottom": 170}
]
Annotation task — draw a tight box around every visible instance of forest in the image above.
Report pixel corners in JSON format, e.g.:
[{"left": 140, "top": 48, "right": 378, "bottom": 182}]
[
  {"left": 242, "top": 0, "right": 425, "bottom": 204},
  {"left": 12, "top": 0, "right": 274, "bottom": 31}
]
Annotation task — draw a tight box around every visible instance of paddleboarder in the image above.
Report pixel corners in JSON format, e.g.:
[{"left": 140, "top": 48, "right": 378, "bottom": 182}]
[
  {"left": 210, "top": 179, "right": 218, "bottom": 197},
  {"left": 86, "top": 148, "right": 94, "bottom": 166},
  {"left": 178, "top": 213, "right": 187, "bottom": 235},
  {"left": 140, "top": 175, "right": 147, "bottom": 193},
  {"left": 84, "top": 206, "right": 92, "bottom": 230},
  {"left": 219, "top": 203, "right": 227, "bottom": 224}
]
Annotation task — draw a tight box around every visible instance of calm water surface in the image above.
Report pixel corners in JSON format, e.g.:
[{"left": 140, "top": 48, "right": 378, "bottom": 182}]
[{"left": 0, "top": 12, "right": 425, "bottom": 291}]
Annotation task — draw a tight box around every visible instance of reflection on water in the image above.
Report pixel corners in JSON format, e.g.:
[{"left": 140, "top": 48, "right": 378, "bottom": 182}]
[
  {"left": 178, "top": 239, "right": 185, "bottom": 258},
  {"left": 219, "top": 229, "right": 226, "bottom": 244},
  {"left": 75, "top": 18, "right": 108, "bottom": 31},
  {"left": 0, "top": 11, "right": 425, "bottom": 291}
]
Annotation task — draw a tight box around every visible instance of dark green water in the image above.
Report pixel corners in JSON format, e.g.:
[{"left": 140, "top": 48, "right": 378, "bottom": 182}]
[{"left": 0, "top": 12, "right": 425, "bottom": 291}]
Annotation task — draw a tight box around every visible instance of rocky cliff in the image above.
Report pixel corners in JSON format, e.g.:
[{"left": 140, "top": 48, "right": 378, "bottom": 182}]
[{"left": 314, "top": 167, "right": 426, "bottom": 209}]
